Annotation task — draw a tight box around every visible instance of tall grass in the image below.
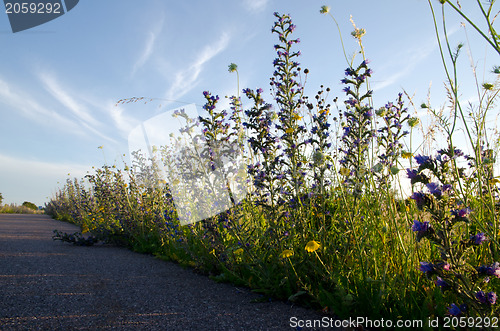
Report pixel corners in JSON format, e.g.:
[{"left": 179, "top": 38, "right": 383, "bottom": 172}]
[
  {"left": 0, "top": 204, "right": 42, "bottom": 214},
  {"left": 46, "top": 6, "right": 500, "bottom": 325}
]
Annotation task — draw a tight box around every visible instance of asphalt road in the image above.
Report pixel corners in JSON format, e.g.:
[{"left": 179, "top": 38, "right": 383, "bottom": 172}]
[{"left": 0, "top": 214, "right": 329, "bottom": 330}]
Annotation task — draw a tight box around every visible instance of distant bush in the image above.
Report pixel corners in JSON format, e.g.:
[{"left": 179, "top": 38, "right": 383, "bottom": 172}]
[
  {"left": 0, "top": 203, "right": 41, "bottom": 214},
  {"left": 22, "top": 201, "right": 38, "bottom": 211},
  {"left": 0, "top": 192, "right": 3, "bottom": 205}
]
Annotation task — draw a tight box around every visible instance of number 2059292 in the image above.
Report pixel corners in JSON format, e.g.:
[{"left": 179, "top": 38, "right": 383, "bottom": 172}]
[
  {"left": 443, "top": 316, "right": 498, "bottom": 328},
  {"left": 5, "top": 2, "right": 62, "bottom": 14}
]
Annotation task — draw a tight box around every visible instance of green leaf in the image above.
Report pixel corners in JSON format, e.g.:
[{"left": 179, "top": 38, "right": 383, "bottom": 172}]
[{"left": 288, "top": 290, "right": 307, "bottom": 302}]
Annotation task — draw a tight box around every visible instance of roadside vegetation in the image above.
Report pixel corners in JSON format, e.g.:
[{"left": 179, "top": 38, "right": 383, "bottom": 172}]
[
  {"left": 46, "top": 2, "right": 500, "bottom": 326},
  {"left": 0, "top": 197, "right": 42, "bottom": 214}
]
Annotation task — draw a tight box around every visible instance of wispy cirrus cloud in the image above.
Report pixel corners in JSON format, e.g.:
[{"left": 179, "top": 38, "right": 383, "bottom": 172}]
[
  {"left": 243, "top": 0, "right": 268, "bottom": 12},
  {"left": 131, "top": 14, "right": 165, "bottom": 77},
  {"left": 105, "top": 100, "right": 141, "bottom": 137},
  {"left": 372, "top": 24, "right": 463, "bottom": 92},
  {"left": 371, "top": 36, "right": 441, "bottom": 92},
  {"left": 0, "top": 76, "right": 82, "bottom": 133},
  {"left": 131, "top": 31, "right": 156, "bottom": 75},
  {"left": 372, "top": 46, "right": 435, "bottom": 92},
  {"left": 39, "top": 72, "right": 117, "bottom": 143},
  {"left": 165, "top": 32, "right": 231, "bottom": 101},
  {"left": 40, "top": 72, "right": 100, "bottom": 127}
]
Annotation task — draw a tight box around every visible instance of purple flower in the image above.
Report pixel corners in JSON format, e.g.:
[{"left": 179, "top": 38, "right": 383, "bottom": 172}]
[
  {"left": 410, "top": 192, "right": 427, "bottom": 210},
  {"left": 412, "top": 220, "right": 430, "bottom": 238},
  {"left": 414, "top": 154, "right": 431, "bottom": 166},
  {"left": 345, "top": 98, "right": 357, "bottom": 107},
  {"left": 477, "top": 262, "right": 500, "bottom": 278},
  {"left": 419, "top": 261, "right": 434, "bottom": 273},
  {"left": 436, "top": 153, "right": 447, "bottom": 162},
  {"left": 488, "top": 292, "right": 497, "bottom": 305},
  {"left": 451, "top": 207, "right": 472, "bottom": 219},
  {"left": 406, "top": 168, "right": 429, "bottom": 185},
  {"left": 476, "top": 291, "right": 497, "bottom": 305},
  {"left": 426, "top": 182, "right": 442, "bottom": 198},
  {"left": 345, "top": 67, "right": 355, "bottom": 76},
  {"left": 447, "top": 303, "right": 462, "bottom": 316},
  {"left": 413, "top": 225, "right": 432, "bottom": 242},
  {"left": 360, "top": 59, "right": 370, "bottom": 67},
  {"left": 454, "top": 148, "right": 464, "bottom": 157},
  {"left": 471, "top": 232, "right": 487, "bottom": 245},
  {"left": 442, "top": 184, "right": 453, "bottom": 193},
  {"left": 406, "top": 169, "right": 418, "bottom": 180},
  {"left": 476, "top": 291, "right": 487, "bottom": 304},
  {"left": 435, "top": 276, "right": 448, "bottom": 288}
]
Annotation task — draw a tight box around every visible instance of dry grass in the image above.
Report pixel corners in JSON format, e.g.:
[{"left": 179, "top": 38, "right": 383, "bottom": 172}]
[{"left": 0, "top": 204, "right": 43, "bottom": 214}]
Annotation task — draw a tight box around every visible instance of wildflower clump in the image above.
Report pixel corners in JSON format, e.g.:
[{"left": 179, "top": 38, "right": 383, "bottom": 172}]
[
  {"left": 270, "top": 11, "right": 308, "bottom": 206},
  {"left": 373, "top": 92, "right": 410, "bottom": 186},
  {"left": 408, "top": 147, "right": 499, "bottom": 317},
  {"left": 338, "top": 60, "right": 374, "bottom": 195},
  {"left": 46, "top": 8, "right": 500, "bottom": 324}
]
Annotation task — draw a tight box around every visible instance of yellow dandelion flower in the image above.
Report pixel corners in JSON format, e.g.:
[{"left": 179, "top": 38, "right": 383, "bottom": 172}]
[
  {"left": 305, "top": 240, "right": 320, "bottom": 252},
  {"left": 280, "top": 249, "right": 294, "bottom": 258},
  {"left": 339, "top": 167, "right": 350, "bottom": 176},
  {"left": 81, "top": 223, "right": 89, "bottom": 234},
  {"left": 234, "top": 248, "right": 244, "bottom": 255},
  {"left": 401, "top": 151, "right": 413, "bottom": 159},
  {"left": 285, "top": 127, "right": 294, "bottom": 134},
  {"left": 292, "top": 113, "right": 303, "bottom": 121}
]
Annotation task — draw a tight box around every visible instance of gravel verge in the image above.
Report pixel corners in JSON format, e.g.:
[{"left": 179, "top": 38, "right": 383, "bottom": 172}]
[{"left": 0, "top": 214, "right": 337, "bottom": 330}]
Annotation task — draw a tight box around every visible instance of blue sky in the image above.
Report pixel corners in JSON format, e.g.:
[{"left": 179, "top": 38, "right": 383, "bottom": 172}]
[{"left": 0, "top": 0, "right": 497, "bottom": 206}]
